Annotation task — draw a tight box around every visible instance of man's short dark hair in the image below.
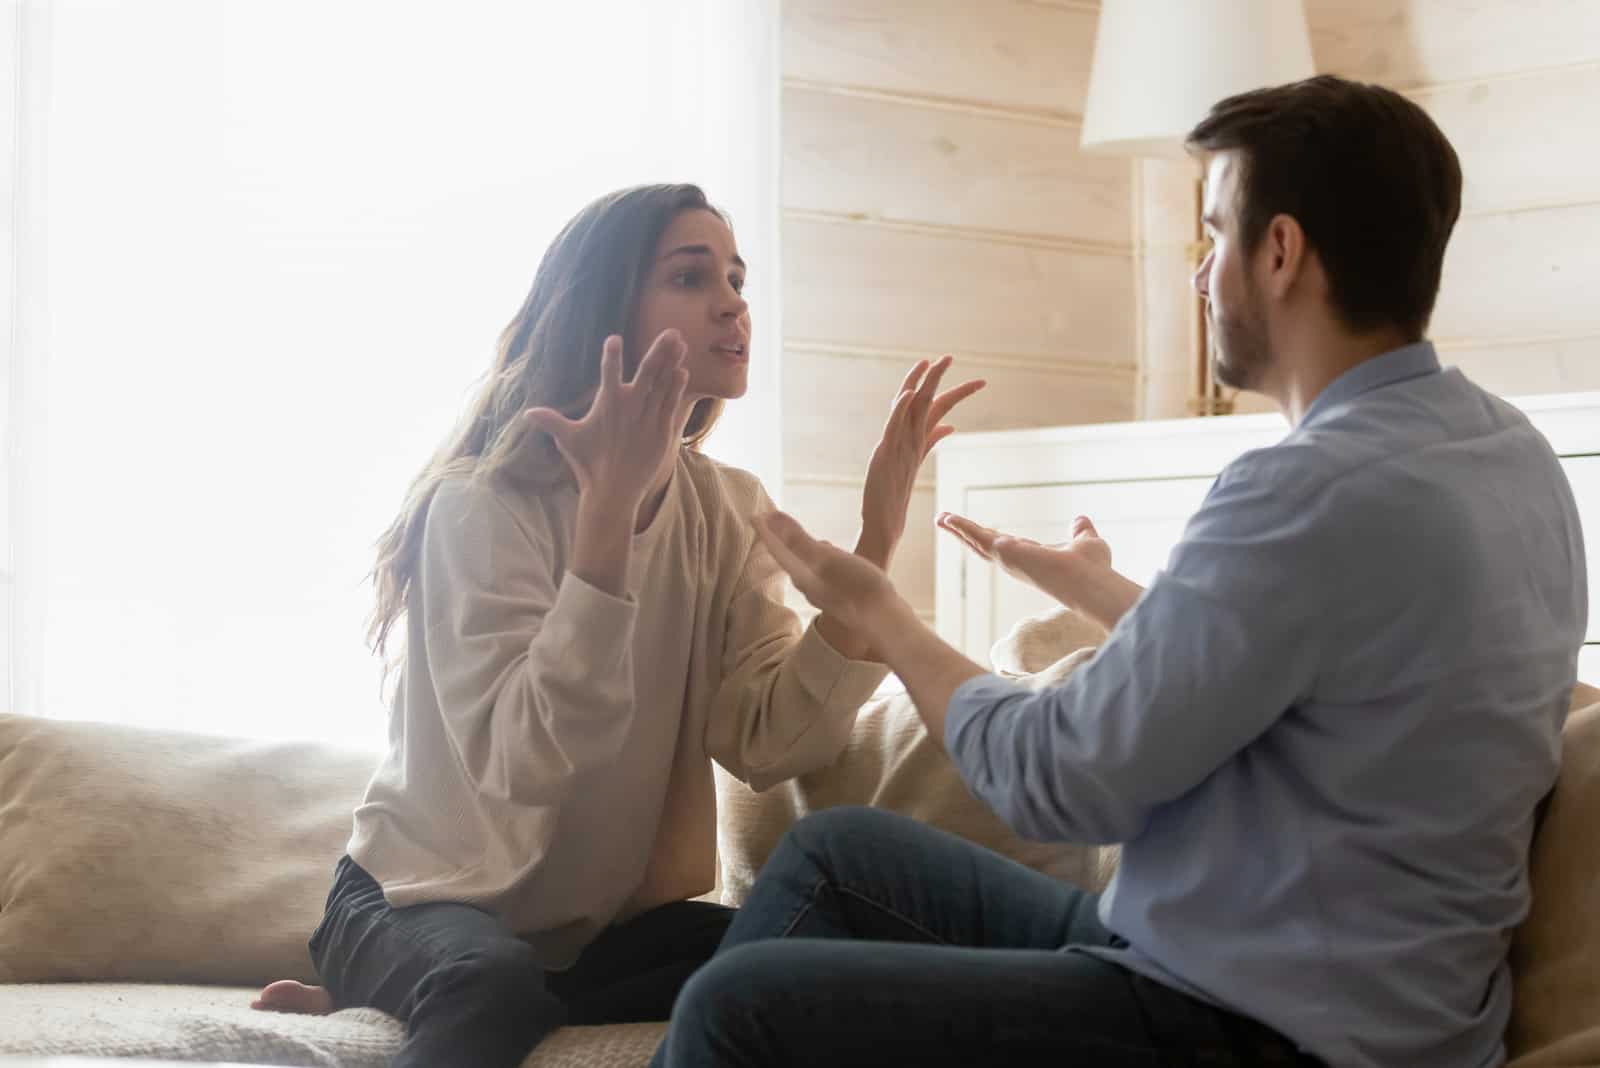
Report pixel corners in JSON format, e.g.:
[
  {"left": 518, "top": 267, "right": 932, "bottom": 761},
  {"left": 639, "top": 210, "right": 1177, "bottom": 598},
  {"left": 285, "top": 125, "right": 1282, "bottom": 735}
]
[{"left": 1186, "top": 75, "right": 1462, "bottom": 340}]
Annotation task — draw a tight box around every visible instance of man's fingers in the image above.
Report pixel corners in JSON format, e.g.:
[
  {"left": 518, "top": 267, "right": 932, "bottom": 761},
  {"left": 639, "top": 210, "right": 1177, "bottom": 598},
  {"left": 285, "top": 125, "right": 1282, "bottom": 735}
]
[
  {"left": 936, "top": 512, "right": 995, "bottom": 560},
  {"left": 992, "top": 536, "right": 1059, "bottom": 581},
  {"left": 938, "top": 511, "right": 999, "bottom": 552},
  {"left": 947, "top": 526, "right": 991, "bottom": 561}
]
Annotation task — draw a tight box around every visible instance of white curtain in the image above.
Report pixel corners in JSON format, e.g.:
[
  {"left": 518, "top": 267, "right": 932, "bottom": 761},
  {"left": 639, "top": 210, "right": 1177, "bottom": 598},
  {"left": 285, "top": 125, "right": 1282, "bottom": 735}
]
[{"left": 2, "top": 0, "right": 782, "bottom": 749}]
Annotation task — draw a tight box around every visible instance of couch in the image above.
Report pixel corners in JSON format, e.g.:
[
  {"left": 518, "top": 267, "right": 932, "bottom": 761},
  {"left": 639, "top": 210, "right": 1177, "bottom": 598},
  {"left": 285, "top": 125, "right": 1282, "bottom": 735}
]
[{"left": 2, "top": 610, "right": 1597, "bottom": 1067}]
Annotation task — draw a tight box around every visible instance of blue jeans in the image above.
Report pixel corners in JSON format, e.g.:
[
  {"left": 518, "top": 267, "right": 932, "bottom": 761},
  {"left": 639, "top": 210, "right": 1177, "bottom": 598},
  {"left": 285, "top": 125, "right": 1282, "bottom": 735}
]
[
  {"left": 308, "top": 855, "right": 734, "bottom": 1068},
  {"left": 653, "top": 807, "right": 1321, "bottom": 1067}
]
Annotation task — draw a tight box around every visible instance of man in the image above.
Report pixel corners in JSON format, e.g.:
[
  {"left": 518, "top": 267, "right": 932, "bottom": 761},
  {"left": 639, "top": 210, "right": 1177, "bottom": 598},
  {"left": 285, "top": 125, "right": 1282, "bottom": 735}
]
[{"left": 653, "top": 76, "right": 1589, "bottom": 1068}]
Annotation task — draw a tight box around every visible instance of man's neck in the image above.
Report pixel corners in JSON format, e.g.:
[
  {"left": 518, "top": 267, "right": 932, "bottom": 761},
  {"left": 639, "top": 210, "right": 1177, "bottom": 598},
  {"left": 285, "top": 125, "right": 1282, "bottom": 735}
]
[{"left": 1267, "top": 327, "right": 1414, "bottom": 425}]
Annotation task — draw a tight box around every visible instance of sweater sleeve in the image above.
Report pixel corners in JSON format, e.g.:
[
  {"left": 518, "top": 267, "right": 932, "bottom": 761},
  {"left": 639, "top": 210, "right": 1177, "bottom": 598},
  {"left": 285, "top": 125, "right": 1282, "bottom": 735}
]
[
  {"left": 703, "top": 484, "right": 889, "bottom": 792},
  {"left": 417, "top": 479, "right": 639, "bottom": 807}
]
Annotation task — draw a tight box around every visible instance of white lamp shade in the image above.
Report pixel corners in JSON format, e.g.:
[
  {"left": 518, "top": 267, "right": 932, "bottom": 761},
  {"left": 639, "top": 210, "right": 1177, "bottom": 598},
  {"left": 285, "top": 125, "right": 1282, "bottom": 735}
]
[{"left": 1080, "top": 0, "right": 1316, "bottom": 158}]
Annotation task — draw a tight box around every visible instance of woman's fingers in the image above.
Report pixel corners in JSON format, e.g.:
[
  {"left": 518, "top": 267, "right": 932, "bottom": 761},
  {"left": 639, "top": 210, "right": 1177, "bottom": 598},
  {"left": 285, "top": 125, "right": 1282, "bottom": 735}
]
[
  {"left": 524, "top": 406, "right": 574, "bottom": 438},
  {"left": 596, "top": 336, "right": 624, "bottom": 397},
  {"left": 753, "top": 511, "right": 824, "bottom": 593},
  {"left": 895, "top": 359, "right": 931, "bottom": 399},
  {"left": 928, "top": 378, "right": 986, "bottom": 425},
  {"left": 523, "top": 407, "right": 578, "bottom": 467},
  {"left": 634, "top": 328, "right": 686, "bottom": 391},
  {"left": 881, "top": 382, "right": 917, "bottom": 435},
  {"left": 912, "top": 356, "right": 954, "bottom": 426},
  {"left": 656, "top": 367, "right": 690, "bottom": 431},
  {"left": 921, "top": 424, "right": 956, "bottom": 460}
]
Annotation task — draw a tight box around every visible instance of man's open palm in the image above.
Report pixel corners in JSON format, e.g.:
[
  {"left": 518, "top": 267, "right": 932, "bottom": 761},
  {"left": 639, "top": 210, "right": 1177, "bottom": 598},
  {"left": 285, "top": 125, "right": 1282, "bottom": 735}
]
[{"left": 937, "top": 512, "right": 1112, "bottom": 607}]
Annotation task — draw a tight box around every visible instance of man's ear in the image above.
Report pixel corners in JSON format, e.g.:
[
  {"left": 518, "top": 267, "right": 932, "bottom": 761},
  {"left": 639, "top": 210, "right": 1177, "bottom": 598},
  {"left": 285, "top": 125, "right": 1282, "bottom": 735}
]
[{"left": 1262, "top": 213, "right": 1308, "bottom": 300}]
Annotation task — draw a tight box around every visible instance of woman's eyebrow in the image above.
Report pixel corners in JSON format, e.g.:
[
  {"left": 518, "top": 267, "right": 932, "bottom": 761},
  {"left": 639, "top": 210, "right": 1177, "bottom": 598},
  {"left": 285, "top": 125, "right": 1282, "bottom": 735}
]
[{"left": 660, "top": 245, "right": 747, "bottom": 271}]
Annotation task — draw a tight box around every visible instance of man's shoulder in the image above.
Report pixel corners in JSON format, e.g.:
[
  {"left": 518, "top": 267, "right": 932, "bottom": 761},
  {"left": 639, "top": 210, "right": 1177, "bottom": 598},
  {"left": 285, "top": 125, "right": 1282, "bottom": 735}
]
[
  {"left": 1220, "top": 370, "right": 1535, "bottom": 500},
  {"left": 1212, "top": 435, "right": 1346, "bottom": 513}
]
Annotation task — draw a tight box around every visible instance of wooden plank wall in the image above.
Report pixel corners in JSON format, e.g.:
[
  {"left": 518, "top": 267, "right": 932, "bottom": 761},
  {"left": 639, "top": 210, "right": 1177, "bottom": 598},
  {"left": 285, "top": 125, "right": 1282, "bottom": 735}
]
[
  {"left": 1143, "top": 0, "right": 1600, "bottom": 418},
  {"left": 780, "top": 0, "right": 1136, "bottom": 623}
]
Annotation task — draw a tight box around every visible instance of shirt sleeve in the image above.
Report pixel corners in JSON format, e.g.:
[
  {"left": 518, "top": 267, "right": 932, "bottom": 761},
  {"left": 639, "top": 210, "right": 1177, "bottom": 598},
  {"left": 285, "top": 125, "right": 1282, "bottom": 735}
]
[
  {"left": 944, "top": 457, "right": 1338, "bottom": 844},
  {"left": 418, "top": 480, "right": 639, "bottom": 808},
  {"left": 703, "top": 486, "right": 890, "bottom": 792}
]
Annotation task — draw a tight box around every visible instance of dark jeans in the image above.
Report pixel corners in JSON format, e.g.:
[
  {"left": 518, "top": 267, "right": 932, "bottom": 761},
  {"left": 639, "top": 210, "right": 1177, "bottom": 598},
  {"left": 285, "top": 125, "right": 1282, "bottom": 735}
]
[
  {"left": 308, "top": 855, "right": 734, "bottom": 1068},
  {"left": 653, "top": 807, "right": 1323, "bottom": 1068}
]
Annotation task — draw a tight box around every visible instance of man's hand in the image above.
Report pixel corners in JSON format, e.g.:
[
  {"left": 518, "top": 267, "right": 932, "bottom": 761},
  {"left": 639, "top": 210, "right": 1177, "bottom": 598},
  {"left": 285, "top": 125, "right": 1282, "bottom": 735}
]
[{"left": 937, "top": 512, "right": 1145, "bottom": 632}]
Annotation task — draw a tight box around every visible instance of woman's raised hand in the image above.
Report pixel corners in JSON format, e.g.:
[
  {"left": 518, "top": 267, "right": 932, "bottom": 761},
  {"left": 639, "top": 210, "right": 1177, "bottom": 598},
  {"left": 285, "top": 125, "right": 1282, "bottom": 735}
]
[
  {"left": 523, "top": 330, "right": 690, "bottom": 515},
  {"left": 858, "top": 356, "right": 985, "bottom": 568}
]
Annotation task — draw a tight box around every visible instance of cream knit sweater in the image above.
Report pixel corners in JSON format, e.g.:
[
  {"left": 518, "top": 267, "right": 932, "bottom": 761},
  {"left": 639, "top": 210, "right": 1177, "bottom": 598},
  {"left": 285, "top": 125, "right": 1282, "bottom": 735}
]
[{"left": 347, "top": 449, "right": 887, "bottom": 967}]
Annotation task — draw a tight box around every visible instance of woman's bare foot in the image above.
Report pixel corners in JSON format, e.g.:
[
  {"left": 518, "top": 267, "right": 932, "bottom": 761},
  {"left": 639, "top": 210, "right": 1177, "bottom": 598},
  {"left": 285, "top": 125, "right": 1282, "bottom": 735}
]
[{"left": 251, "top": 979, "right": 334, "bottom": 1015}]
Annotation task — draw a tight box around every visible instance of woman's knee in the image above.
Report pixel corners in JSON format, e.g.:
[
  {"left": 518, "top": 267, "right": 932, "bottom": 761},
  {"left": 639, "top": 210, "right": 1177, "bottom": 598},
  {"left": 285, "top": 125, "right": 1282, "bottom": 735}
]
[{"left": 419, "top": 939, "right": 547, "bottom": 1010}]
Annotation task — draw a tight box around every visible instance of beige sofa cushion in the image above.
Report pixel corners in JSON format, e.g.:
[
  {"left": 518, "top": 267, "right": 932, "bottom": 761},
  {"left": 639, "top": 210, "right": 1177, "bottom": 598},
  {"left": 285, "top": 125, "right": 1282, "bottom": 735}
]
[
  {"left": 0, "top": 714, "right": 374, "bottom": 984},
  {"left": 1507, "top": 685, "right": 1600, "bottom": 1067},
  {"left": 0, "top": 983, "right": 665, "bottom": 1068},
  {"left": 716, "top": 607, "right": 1115, "bottom": 905},
  {"left": 988, "top": 604, "right": 1107, "bottom": 677}
]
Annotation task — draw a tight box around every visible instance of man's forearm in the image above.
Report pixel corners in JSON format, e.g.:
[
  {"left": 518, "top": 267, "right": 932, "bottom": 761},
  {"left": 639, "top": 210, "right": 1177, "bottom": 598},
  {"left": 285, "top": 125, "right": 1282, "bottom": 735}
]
[
  {"left": 1056, "top": 554, "right": 1146, "bottom": 633},
  {"left": 871, "top": 599, "right": 990, "bottom": 745}
]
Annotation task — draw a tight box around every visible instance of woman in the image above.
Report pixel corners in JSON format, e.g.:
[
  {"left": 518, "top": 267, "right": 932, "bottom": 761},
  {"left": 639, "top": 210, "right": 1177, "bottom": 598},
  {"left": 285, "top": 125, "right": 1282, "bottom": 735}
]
[{"left": 252, "top": 183, "right": 983, "bottom": 1068}]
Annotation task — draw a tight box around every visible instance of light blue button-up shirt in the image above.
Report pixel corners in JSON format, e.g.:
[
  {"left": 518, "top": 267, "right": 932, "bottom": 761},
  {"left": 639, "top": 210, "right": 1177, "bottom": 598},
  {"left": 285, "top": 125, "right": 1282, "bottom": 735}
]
[{"left": 946, "top": 343, "right": 1589, "bottom": 1068}]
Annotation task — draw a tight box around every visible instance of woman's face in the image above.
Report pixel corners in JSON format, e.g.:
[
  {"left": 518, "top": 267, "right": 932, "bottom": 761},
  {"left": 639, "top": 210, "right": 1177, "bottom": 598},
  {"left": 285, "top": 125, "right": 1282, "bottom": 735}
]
[{"left": 629, "top": 209, "right": 751, "bottom": 402}]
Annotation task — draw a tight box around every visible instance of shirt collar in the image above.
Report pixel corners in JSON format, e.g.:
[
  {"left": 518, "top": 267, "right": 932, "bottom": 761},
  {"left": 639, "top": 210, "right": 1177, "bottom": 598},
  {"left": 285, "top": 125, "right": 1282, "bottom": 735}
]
[{"left": 1300, "top": 341, "right": 1442, "bottom": 426}]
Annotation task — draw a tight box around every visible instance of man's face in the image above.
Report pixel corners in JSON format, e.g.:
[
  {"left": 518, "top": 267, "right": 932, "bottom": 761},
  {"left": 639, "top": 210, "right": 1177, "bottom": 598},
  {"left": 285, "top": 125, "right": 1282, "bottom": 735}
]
[{"left": 1193, "top": 152, "right": 1272, "bottom": 392}]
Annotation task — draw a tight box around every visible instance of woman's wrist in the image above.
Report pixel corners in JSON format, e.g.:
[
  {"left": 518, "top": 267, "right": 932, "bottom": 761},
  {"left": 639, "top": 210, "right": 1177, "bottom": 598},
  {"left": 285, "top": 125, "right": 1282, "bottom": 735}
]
[
  {"left": 570, "top": 493, "right": 638, "bottom": 598},
  {"left": 857, "top": 592, "right": 923, "bottom": 667},
  {"left": 854, "top": 526, "right": 898, "bottom": 571}
]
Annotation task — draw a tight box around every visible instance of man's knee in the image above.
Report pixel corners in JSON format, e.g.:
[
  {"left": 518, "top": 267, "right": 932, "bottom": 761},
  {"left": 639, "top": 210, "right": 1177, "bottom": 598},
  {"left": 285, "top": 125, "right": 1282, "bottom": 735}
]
[
  {"left": 787, "top": 804, "right": 909, "bottom": 852},
  {"left": 783, "top": 805, "right": 931, "bottom": 874},
  {"left": 673, "top": 942, "right": 786, "bottom": 1025}
]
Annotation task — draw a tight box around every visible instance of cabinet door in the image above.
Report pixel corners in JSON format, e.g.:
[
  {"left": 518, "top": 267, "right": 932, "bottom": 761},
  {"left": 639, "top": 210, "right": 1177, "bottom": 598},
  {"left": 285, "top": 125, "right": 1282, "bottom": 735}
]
[
  {"left": 1562, "top": 455, "right": 1600, "bottom": 645},
  {"left": 959, "top": 476, "right": 1214, "bottom": 659},
  {"left": 1566, "top": 454, "right": 1600, "bottom": 680}
]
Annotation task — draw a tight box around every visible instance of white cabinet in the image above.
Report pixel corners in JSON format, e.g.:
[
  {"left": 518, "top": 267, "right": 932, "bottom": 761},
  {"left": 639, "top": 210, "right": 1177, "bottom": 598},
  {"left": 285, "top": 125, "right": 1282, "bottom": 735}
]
[
  {"left": 936, "top": 393, "right": 1600, "bottom": 680},
  {"left": 1564, "top": 454, "right": 1600, "bottom": 647}
]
